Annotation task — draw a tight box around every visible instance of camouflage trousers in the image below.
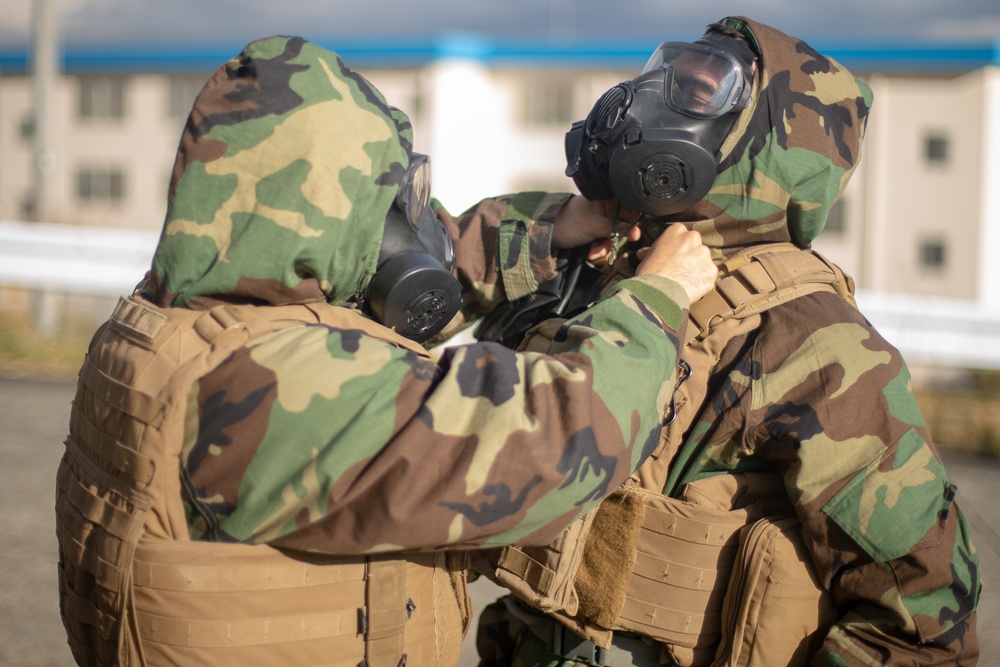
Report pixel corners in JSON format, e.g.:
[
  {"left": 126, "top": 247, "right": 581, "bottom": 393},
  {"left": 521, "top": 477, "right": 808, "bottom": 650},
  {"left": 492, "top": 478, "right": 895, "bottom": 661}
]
[{"left": 476, "top": 595, "right": 669, "bottom": 667}]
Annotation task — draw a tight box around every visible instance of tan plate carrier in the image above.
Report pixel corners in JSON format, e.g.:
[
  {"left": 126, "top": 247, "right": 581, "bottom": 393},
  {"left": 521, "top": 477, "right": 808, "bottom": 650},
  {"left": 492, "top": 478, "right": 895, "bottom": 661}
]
[
  {"left": 55, "top": 297, "right": 470, "bottom": 667},
  {"left": 485, "top": 243, "right": 850, "bottom": 667}
]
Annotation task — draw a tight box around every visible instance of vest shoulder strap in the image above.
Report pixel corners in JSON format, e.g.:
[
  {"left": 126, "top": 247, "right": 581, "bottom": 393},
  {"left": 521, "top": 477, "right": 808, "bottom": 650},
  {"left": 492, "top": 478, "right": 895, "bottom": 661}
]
[
  {"left": 634, "top": 244, "right": 856, "bottom": 491},
  {"left": 687, "top": 243, "right": 855, "bottom": 342},
  {"left": 109, "top": 296, "right": 431, "bottom": 359}
]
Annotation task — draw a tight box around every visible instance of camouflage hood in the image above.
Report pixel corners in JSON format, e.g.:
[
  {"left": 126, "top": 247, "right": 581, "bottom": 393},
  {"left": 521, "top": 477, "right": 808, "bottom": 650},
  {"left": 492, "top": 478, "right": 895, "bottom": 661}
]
[
  {"left": 145, "top": 36, "right": 415, "bottom": 309},
  {"left": 668, "top": 17, "right": 873, "bottom": 256}
]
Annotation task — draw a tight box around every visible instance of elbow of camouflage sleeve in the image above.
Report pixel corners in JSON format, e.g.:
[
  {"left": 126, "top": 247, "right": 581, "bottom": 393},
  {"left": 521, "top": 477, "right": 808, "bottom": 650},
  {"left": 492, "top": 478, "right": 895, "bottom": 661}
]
[{"left": 496, "top": 192, "right": 574, "bottom": 300}]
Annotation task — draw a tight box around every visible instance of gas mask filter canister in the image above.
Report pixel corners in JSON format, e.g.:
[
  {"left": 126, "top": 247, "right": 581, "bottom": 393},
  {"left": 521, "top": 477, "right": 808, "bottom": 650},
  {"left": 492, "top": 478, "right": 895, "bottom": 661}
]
[{"left": 367, "top": 153, "right": 462, "bottom": 343}]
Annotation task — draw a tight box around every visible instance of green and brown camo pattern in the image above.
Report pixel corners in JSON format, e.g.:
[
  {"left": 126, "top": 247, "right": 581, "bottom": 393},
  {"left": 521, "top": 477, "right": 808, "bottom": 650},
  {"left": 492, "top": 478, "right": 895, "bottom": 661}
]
[
  {"left": 483, "top": 16, "right": 978, "bottom": 667},
  {"left": 145, "top": 36, "right": 416, "bottom": 310},
  {"left": 163, "top": 39, "right": 697, "bottom": 555},
  {"left": 661, "top": 17, "right": 979, "bottom": 664},
  {"left": 659, "top": 17, "right": 978, "bottom": 666},
  {"left": 658, "top": 16, "right": 873, "bottom": 262},
  {"left": 182, "top": 268, "right": 689, "bottom": 554},
  {"left": 663, "top": 293, "right": 979, "bottom": 664}
]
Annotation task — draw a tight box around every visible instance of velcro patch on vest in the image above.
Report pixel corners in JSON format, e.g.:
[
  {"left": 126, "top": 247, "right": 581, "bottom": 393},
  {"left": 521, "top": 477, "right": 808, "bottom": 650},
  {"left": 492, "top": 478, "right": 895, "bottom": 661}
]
[{"left": 574, "top": 488, "right": 645, "bottom": 630}]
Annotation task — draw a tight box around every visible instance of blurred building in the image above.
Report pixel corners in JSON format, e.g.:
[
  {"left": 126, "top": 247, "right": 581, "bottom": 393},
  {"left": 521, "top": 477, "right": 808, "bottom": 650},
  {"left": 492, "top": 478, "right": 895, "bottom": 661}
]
[{"left": 0, "top": 36, "right": 998, "bottom": 308}]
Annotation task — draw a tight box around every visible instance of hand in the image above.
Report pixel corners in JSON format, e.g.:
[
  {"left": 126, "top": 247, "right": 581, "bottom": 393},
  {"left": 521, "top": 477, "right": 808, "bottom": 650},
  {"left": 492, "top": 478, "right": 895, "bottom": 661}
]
[
  {"left": 635, "top": 224, "right": 718, "bottom": 303},
  {"left": 551, "top": 196, "right": 641, "bottom": 261}
]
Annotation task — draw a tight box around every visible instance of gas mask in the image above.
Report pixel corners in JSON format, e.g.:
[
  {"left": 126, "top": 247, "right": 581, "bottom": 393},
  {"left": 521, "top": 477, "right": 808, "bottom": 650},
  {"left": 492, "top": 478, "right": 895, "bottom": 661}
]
[
  {"left": 565, "top": 35, "right": 756, "bottom": 217},
  {"left": 367, "top": 153, "right": 462, "bottom": 343}
]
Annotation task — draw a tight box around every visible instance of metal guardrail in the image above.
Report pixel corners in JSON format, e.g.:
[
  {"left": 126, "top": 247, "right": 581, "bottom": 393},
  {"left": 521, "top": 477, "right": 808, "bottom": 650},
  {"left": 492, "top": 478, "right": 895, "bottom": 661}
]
[
  {"left": 2, "top": 219, "right": 1000, "bottom": 370},
  {"left": 0, "top": 219, "right": 158, "bottom": 296},
  {"left": 855, "top": 291, "right": 1000, "bottom": 372}
]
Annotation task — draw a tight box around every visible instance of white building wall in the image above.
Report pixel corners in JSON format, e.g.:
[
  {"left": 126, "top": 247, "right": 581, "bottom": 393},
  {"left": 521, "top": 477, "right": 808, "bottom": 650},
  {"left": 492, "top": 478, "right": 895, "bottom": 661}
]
[
  {"left": 2, "top": 59, "right": 998, "bottom": 309},
  {"left": 979, "top": 66, "right": 1000, "bottom": 310},
  {"left": 862, "top": 72, "right": 984, "bottom": 299},
  {"left": 0, "top": 78, "right": 35, "bottom": 220},
  {"left": 66, "top": 75, "right": 184, "bottom": 230}
]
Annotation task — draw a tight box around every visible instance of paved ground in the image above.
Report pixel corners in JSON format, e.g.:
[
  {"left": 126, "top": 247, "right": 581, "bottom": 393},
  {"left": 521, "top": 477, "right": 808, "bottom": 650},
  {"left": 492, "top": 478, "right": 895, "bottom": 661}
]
[{"left": 1, "top": 377, "right": 996, "bottom": 666}]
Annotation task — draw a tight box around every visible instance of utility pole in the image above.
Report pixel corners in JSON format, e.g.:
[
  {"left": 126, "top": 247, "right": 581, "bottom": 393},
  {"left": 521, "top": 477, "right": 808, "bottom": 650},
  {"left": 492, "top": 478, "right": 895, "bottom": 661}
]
[
  {"left": 30, "top": 0, "right": 62, "bottom": 336},
  {"left": 32, "top": 0, "right": 60, "bottom": 223}
]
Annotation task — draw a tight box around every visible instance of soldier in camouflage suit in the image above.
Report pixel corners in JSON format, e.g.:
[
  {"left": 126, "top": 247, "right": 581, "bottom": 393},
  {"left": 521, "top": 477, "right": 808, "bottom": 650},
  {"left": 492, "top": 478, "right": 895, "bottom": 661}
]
[
  {"left": 475, "top": 16, "right": 981, "bottom": 667},
  {"left": 55, "top": 35, "right": 719, "bottom": 666}
]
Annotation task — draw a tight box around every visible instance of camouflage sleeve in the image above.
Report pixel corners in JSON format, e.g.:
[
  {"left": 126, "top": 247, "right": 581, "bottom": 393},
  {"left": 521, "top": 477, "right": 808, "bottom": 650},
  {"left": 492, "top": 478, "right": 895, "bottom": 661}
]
[
  {"left": 743, "top": 296, "right": 980, "bottom": 665},
  {"left": 433, "top": 192, "right": 573, "bottom": 336},
  {"left": 180, "top": 273, "right": 689, "bottom": 555}
]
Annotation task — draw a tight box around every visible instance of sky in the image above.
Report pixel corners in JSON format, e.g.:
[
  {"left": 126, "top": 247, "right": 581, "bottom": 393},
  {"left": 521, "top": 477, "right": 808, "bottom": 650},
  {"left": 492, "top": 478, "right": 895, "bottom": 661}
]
[{"left": 2, "top": 0, "right": 1000, "bottom": 51}]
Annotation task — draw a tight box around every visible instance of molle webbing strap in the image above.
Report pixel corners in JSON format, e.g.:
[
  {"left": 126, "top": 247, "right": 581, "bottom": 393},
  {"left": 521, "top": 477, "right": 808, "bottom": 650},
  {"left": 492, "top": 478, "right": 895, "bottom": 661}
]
[
  {"left": 495, "top": 548, "right": 555, "bottom": 597},
  {"left": 496, "top": 527, "right": 575, "bottom": 598},
  {"left": 607, "top": 493, "right": 750, "bottom": 657},
  {"left": 68, "top": 406, "right": 156, "bottom": 487},
  {"left": 130, "top": 540, "right": 442, "bottom": 665},
  {"left": 62, "top": 297, "right": 448, "bottom": 666},
  {"left": 134, "top": 609, "right": 359, "bottom": 648},
  {"left": 365, "top": 557, "right": 409, "bottom": 667},
  {"left": 109, "top": 295, "right": 169, "bottom": 344},
  {"left": 56, "top": 442, "right": 151, "bottom": 664},
  {"left": 688, "top": 244, "right": 853, "bottom": 340},
  {"left": 78, "top": 355, "right": 166, "bottom": 429}
]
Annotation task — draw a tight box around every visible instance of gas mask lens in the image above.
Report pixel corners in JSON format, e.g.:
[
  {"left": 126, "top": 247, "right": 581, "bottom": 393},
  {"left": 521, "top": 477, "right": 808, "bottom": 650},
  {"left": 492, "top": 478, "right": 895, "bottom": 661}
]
[
  {"left": 642, "top": 43, "right": 749, "bottom": 118},
  {"left": 397, "top": 153, "right": 432, "bottom": 231}
]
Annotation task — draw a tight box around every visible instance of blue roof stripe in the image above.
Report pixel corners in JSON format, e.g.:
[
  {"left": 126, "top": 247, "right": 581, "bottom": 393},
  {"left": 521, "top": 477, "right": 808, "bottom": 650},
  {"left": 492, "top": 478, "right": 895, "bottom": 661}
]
[{"left": 1, "top": 36, "right": 998, "bottom": 74}]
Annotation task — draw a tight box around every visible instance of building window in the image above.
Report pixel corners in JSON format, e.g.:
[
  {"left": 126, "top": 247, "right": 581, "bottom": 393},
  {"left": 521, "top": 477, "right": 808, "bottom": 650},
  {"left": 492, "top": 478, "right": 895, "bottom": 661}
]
[
  {"left": 167, "top": 75, "right": 206, "bottom": 119},
  {"left": 924, "top": 133, "right": 949, "bottom": 164},
  {"left": 77, "top": 168, "right": 125, "bottom": 202},
  {"left": 78, "top": 76, "right": 125, "bottom": 120},
  {"left": 524, "top": 78, "right": 574, "bottom": 126},
  {"left": 19, "top": 114, "right": 35, "bottom": 140},
  {"left": 918, "top": 237, "right": 947, "bottom": 270}
]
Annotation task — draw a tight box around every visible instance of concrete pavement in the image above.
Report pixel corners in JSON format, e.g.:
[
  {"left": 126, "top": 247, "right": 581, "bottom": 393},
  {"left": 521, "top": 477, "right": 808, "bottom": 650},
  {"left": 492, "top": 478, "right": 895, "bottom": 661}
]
[{"left": 1, "top": 377, "right": 996, "bottom": 666}]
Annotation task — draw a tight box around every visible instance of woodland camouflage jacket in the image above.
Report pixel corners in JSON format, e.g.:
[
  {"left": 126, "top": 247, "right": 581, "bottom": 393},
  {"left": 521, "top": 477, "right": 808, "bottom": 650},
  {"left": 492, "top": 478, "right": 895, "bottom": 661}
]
[
  {"left": 490, "top": 16, "right": 981, "bottom": 667},
  {"left": 141, "top": 37, "right": 691, "bottom": 555},
  {"left": 644, "top": 17, "right": 979, "bottom": 666}
]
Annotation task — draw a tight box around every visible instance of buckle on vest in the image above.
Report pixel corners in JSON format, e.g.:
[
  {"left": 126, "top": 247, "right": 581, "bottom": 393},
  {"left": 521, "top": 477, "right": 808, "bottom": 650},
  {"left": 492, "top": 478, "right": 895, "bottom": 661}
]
[
  {"left": 549, "top": 623, "right": 668, "bottom": 667},
  {"left": 551, "top": 623, "right": 608, "bottom": 666}
]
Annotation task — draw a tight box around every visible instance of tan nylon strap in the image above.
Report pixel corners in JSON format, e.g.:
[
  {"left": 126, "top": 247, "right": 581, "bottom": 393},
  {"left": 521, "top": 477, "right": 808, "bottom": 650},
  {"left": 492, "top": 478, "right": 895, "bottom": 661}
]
[
  {"left": 58, "top": 437, "right": 151, "bottom": 570},
  {"left": 737, "top": 262, "right": 778, "bottom": 294},
  {"left": 715, "top": 276, "right": 754, "bottom": 310},
  {"left": 79, "top": 355, "right": 166, "bottom": 428},
  {"left": 496, "top": 547, "right": 555, "bottom": 595},
  {"left": 134, "top": 607, "right": 358, "bottom": 648},
  {"left": 618, "top": 599, "right": 720, "bottom": 647},
  {"left": 305, "top": 302, "right": 433, "bottom": 359},
  {"left": 55, "top": 501, "right": 119, "bottom": 596},
  {"left": 132, "top": 552, "right": 367, "bottom": 592},
  {"left": 58, "top": 453, "right": 137, "bottom": 544},
  {"left": 631, "top": 550, "right": 729, "bottom": 593},
  {"left": 68, "top": 408, "right": 156, "bottom": 486},
  {"left": 110, "top": 295, "right": 169, "bottom": 344},
  {"left": 366, "top": 557, "right": 409, "bottom": 667},
  {"left": 63, "top": 584, "right": 116, "bottom": 640},
  {"left": 688, "top": 246, "right": 849, "bottom": 340},
  {"left": 641, "top": 505, "right": 739, "bottom": 547},
  {"left": 192, "top": 306, "right": 249, "bottom": 343}
]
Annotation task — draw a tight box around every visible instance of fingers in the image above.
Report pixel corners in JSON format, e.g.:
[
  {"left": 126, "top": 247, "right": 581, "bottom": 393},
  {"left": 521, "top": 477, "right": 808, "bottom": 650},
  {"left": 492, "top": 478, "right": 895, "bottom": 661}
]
[
  {"left": 551, "top": 196, "right": 641, "bottom": 251},
  {"left": 634, "top": 225, "right": 718, "bottom": 303}
]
